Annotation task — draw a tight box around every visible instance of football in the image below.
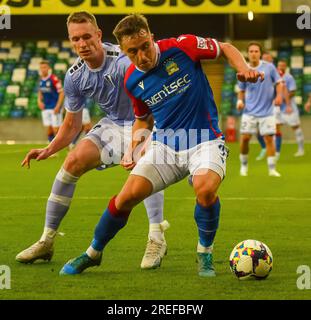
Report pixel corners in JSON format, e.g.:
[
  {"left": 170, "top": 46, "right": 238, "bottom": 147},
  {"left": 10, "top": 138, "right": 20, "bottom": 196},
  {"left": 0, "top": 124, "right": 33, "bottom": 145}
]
[{"left": 229, "top": 239, "right": 273, "bottom": 280}]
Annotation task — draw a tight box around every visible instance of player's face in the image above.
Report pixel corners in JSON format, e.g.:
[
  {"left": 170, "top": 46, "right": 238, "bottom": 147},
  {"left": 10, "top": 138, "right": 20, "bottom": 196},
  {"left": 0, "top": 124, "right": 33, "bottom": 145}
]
[
  {"left": 120, "top": 29, "right": 156, "bottom": 72},
  {"left": 248, "top": 45, "right": 261, "bottom": 64},
  {"left": 262, "top": 53, "right": 273, "bottom": 63},
  {"left": 278, "top": 61, "right": 287, "bottom": 73},
  {"left": 68, "top": 22, "right": 102, "bottom": 61},
  {"left": 39, "top": 64, "right": 50, "bottom": 77}
]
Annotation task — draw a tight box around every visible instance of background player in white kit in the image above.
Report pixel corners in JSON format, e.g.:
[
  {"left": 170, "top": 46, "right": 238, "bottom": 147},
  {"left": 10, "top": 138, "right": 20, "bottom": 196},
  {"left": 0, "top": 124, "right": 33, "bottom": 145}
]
[
  {"left": 237, "top": 42, "right": 283, "bottom": 177},
  {"left": 16, "top": 11, "right": 168, "bottom": 270},
  {"left": 274, "top": 59, "right": 305, "bottom": 158}
]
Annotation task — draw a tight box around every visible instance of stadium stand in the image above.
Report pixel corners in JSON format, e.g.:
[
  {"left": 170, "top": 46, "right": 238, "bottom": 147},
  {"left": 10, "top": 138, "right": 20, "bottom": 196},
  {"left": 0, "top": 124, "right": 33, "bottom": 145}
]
[{"left": 0, "top": 40, "right": 103, "bottom": 120}]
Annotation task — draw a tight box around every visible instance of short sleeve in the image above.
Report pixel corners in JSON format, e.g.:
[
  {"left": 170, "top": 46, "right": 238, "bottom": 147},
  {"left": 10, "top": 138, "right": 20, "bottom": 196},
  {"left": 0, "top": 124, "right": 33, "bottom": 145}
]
[
  {"left": 174, "top": 34, "right": 221, "bottom": 61},
  {"left": 63, "top": 72, "right": 85, "bottom": 113},
  {"left": 286, "top": 75, "right": 297, "bottom": 92},
  {"left": 50, "top": 74, "right": 63, "bottom": 93},
  {"left": 238, "top": 81, "right": 247, "bottom": 91}
]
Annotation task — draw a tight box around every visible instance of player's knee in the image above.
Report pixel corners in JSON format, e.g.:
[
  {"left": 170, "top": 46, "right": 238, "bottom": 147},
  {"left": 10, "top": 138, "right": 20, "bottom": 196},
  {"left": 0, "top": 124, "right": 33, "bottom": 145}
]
[
  {"left": 195, "top": 183, "right": 218, "bottom": 208},
  {"left": 63, "top": 152, "right": 86, "bottom": 177}
]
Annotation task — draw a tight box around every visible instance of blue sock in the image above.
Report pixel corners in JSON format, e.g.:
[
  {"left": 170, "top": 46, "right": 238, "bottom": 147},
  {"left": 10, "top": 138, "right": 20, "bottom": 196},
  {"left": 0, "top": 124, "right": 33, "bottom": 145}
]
[
  {"left": 276, "top": 133, "right": 282, "bottom": 153},
  {"left": 194, "top": 198, "right": 220, "bottom": 248},
  {"left": 91, "top": 198, "right": 129, "bottom": 251},
  {"left": 48, "top": 134, "right": 55, "bottom": 142},
  {"left": 257, "top": 134, "right": 266, "bottom": 149}
]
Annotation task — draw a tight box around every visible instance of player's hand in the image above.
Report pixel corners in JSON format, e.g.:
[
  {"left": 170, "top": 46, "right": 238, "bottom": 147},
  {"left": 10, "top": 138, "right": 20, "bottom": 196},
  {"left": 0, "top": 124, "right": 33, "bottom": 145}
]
[
  {"left": 285, "top": 104, "right": 293, "bottom": 114},
  {"left": 274, "top": 95, "right": 283, "bottom": 106},
  {"left": 54, "top": 107, "right": 61, "bottom": 115},
  {"left": 120, "top": 152, "right": 136, "bottom": 171},
  {"left": 21, "top": 148, "right": 51, "bottom": 168},
  {"left": 237, "top": 69, "right": 264, "bottom": 83},
  {"left": 305, "top": 102, "right": 311, "bottom": 113},
  {"left": 38, "top": 102, "right": 45, "bottom": 110},
  {"left": 236, "top": 99, "right": 245, "bottom": 111}
]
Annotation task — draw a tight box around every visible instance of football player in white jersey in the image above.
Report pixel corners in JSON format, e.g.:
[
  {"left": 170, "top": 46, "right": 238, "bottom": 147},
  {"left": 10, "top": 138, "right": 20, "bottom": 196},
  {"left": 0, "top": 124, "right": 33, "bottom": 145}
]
[
  {"left": 274, "top": 59, "right": 305, "bottom": 158},
  {"left": 237, "top": 42, "right": 283, "bottom": 177},
  {"left": 16, "top": 11, "right": 168, "bottom": 270}
]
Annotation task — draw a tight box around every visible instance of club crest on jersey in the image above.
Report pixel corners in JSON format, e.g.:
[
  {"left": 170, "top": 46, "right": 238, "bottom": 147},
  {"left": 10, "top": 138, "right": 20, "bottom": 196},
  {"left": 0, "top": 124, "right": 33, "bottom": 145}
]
[{"left": 164, "top": 59, "right": 179, "bottom": 76}]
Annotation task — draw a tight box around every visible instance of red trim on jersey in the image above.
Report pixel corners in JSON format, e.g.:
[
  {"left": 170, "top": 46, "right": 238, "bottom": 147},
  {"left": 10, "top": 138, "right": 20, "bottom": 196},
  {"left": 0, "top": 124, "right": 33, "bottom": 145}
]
[
  {"left": 124, "top": 64, "right": 151, "bottom": 119},
  {"left": 108, "top": 196, "right": 131, "bottom": 219},
  {"left": 157, "top": 34, "right": 219, "bottom": 62},
  {"left": 50, "top": 74, "right": 63, "bottom": 93},
  {"left": 207, "top": 111, "right": 223, "bottom": 139}
]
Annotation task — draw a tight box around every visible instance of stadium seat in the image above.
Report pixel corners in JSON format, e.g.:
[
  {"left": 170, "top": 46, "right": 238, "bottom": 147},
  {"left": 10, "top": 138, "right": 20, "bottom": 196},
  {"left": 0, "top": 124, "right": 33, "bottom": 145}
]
[
  {"left": 54, "top": 62, "right": 67, "bottom": 73},
  {"left": 291, "top": 56, "right": 304, "bottom": 69},
  {"left": 12, "top": 68, "right": 27, "bottom": 83},
  {"left": 6, "top": 85, "right": 20, "bottom": 97},
  {"left": 61, "top": 40, "right": 71, "bottom": 48},
  {"left": 37, "top": 41, "right": 49, "bottom": 49},
  {"left": 58, "top": 51, "right": 70, "bottom": 60},
  {"left": 0, "top": 41, "right": 13, "bottom": 49},
  {"left": 47, "top": 47, "right": 59, "bottom": 54},
  {"left": 15, "top": 97, "right": 29, "bottom": 109}
]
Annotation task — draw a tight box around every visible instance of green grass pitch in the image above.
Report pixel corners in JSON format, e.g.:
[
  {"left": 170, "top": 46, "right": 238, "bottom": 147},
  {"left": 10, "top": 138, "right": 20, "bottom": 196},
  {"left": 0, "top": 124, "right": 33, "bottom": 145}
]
[{"left": 0, "top": 142, "right": 311, "bottom": 300}]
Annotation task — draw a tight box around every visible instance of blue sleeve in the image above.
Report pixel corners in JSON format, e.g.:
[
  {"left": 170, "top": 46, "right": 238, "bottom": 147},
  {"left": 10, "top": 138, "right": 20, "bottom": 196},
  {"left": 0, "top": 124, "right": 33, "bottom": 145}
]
[
  {"left": 238, "top": 81, "right": 247, "bottom": 91},
  {"left": 270, "top": 64, "right": 281, "bottom": 84},
  {"left": 286, "top": 75, "right": 297, "bottom": 92},
  {"left": 64, "top": 72, "right": 85, "bottom": 113}
]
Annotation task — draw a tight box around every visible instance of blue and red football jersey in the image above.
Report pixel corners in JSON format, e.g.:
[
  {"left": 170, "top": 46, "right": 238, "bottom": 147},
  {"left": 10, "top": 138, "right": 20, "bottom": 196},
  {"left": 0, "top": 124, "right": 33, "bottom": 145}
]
[
  {"left": 39, "top": 74, "right": 63, "bottom": 110},
  {"left": 124, "top": 34, "right": 224, "bottom": 151}
]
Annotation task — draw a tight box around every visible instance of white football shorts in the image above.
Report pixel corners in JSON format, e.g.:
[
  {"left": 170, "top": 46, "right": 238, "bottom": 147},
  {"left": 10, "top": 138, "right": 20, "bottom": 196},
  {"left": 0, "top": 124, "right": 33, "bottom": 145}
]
[
  {"left": 41, "top": 109, "right": 63, "bottom": 127},
  {"left": 130, "top": 139, "right": 228, "bottom": 194},
  {"left": 240, "top": 113, "right": 276, "bottom": 136}
]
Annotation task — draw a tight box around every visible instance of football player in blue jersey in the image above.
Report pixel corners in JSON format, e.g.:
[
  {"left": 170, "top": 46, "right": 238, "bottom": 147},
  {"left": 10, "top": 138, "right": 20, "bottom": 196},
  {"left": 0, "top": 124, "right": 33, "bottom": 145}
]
[
  {"left": 60, "top": 14, "right": 263, "bottom": 277},
  {"left": 38, "top": 60, "right": 64, "bottom": 142},
  {"left": 237, "top": 42, "right": 283, "bottom": 177},
  {"left": 16, "top": 11, "right": 168, "bottom": 269}
]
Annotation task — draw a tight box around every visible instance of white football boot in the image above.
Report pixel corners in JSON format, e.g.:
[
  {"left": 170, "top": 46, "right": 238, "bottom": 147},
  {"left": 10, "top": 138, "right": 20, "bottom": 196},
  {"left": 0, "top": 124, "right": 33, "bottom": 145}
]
[
  {"left": 15, "top": 228, "right": 56, "bottom": 264},
  {"left": 141, "top": 220, "right": 169, "bottom": 269}
]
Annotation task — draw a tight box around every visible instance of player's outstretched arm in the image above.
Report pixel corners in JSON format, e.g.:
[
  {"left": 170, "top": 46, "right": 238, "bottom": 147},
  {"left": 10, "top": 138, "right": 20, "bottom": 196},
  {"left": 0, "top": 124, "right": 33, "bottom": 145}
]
[
  {"left": 121, "top": 114, "right": 154, "bottom": 171},
  {"left": 21, "top": 111, "right": 83, "bottom": 168},
  {"left": 219, "top": 42, "right": 264, "bottom": 83}
]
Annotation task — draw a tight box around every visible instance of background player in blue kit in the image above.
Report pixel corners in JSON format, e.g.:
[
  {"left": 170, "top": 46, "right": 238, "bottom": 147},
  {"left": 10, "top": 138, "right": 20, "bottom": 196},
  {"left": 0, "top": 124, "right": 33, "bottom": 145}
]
[
  {"left": 237, "top": 42, "right": 283, "bottom": 177},
  {"left": 38, "top": 60, "right": 64, "bottom": 142},
  {"left": 60, "top": 14, "right": 263, "bottom": 277},
  {"left": 16, "top": 12, "right": 168, "bottom": 270}
]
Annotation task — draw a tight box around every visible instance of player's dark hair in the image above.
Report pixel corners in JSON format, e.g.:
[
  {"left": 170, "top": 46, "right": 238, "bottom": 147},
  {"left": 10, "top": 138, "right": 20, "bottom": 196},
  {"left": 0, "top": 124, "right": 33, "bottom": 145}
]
[
  {"left": 278, "top": 58, "right": 287, "bottom": 65},
  {"left": 67, "top": 11, "right": 99, "bottom": 30},
  {"left": 247, "top": 41, "right": 263, "bottom": 54},
  {"left": 113, "top": 14, "right": 150, "bottom": 46}
]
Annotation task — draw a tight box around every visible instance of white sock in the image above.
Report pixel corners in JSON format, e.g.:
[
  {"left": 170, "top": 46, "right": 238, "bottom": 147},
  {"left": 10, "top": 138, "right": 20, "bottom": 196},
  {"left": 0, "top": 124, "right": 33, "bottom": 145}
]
[
  {"left": 86, "top": 246, "right": 102, "bottom": 260},
  {"left": 39, "top": 227, "right": 57, "bottom": 243},
  {"left": 149, "top": 223, "right": 165, "bottom": 243},
  {"left": 267, "top": 156, "right": 276, "bottom": 171},
  {"left": 197, "top": 242, "right": 213, "bottom": 254},
  {"left": 295, "top": 128, "right": 304, "bottom": 151},
  {"left": 239, "top": 154, "right": 248, "bottom": 167}
]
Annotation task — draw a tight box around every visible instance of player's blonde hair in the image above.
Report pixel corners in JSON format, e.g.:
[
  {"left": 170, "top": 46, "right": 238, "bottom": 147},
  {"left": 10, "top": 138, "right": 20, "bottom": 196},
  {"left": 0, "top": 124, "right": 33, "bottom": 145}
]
[
  {"left": 113, "top": 14, "right": 151, "bottom": 46},
  {"left": 67, "top": 11, "right": 99, "bottom": 30}
]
